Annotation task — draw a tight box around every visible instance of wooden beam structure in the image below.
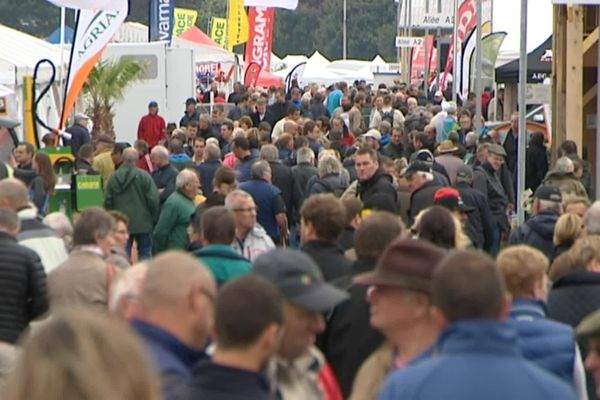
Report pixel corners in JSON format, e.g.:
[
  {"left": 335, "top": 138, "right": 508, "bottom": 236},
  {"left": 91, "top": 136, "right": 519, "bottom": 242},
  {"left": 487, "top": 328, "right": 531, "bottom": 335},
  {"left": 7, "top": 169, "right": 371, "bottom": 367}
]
[{"left": 565, "top": 5, "right": 584, "bottom": 156}]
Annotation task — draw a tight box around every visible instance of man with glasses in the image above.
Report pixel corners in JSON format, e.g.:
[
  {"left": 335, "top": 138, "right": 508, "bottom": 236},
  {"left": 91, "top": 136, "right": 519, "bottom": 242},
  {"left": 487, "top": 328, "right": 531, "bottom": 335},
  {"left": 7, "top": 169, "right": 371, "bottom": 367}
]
[{"left": 225, "top": 190, "right": 275, "bottom": 261}]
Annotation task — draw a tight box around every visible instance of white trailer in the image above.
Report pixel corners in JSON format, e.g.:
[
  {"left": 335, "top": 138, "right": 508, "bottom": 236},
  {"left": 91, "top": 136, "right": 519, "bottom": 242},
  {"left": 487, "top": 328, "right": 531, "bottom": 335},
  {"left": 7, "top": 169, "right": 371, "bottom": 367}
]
[{"left": 102, "top": 41, "right": 196, "bottom": 145}]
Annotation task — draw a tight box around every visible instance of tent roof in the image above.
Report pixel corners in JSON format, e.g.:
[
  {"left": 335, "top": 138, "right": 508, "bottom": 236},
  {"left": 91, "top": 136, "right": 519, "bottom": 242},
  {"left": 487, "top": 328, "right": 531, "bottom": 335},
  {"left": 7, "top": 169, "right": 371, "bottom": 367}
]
[
  {"left": 495, "top": 36, "right": 552, "bottom": 84},
  {"left": 0, "top": 24, "right": 65, "bottom": 85},
  {"left": 180, "top": 27, "right": 220, "bottom": 48},
  {"left": 47, "top": 26, "right": 74, "bottom": 44},
  {"left": 256, "top": 70, "right": 284, "bottom": 88}
]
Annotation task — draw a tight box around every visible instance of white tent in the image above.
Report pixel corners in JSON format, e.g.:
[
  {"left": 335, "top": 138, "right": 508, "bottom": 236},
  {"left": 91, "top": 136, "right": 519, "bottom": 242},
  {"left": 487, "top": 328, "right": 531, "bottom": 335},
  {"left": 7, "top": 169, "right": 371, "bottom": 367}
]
[
  {"left": 0, "top": 24, "right": 65, "bottom": 86},
  {"left": 115, "top": 22, "right": 236, "bottom": 65},
  {"left": 370, "top": 55, "right": 389, "bottom": 73}
]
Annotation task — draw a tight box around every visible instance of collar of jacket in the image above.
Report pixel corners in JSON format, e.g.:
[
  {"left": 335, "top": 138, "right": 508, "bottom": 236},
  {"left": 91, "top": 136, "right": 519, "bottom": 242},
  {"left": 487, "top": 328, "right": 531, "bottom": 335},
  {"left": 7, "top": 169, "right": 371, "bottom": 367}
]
[
  {"left": 17, "top": 207, "right": 39, "bottom": 220},
  {"left": 0, "top": 231, "right": 16, "bottom": 242},
  {"left": 270, "top": 345, "right": 325, "bottom": 377},
  {"left": 438, "top": 320, "right": 520, "bottom": 357},
  {"left": 71, "top": 245, "right": 105, "bottom": 258},
  {"left": 302, "top": 239, "right": 343, "bottom": 253},
  {"left": 509, "top": 298, "right": 547, "bottom": 321},
  {"left": 131, "top": 319, "right": 205, "bottom": 372},
  {"left": 195, "top": 245, "right": 249, "bottom": 261}
]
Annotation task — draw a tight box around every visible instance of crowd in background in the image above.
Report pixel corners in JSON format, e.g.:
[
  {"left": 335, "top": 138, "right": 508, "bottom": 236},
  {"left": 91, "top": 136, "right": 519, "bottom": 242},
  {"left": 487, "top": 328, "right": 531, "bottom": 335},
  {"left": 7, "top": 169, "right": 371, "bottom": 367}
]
[{"left": 0, "top": 78, "right": 600, "bottom": 400}]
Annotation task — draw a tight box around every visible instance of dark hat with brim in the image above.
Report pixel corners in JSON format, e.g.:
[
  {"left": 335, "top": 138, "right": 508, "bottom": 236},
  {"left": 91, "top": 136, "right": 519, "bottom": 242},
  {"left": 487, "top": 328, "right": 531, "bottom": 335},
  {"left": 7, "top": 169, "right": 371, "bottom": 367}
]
[
  {"left": 577, "top": 309, "right": 600, "bottom": 338},
  {"left": 353, "top": 238, "right": 446, "bottom": 293}
]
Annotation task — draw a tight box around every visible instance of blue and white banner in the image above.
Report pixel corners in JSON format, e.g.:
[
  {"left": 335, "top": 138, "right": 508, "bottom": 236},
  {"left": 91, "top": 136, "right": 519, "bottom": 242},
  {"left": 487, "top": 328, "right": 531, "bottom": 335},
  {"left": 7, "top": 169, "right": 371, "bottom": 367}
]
[{"left": 149, "top": 0, "right": 174, "bottom": 44}]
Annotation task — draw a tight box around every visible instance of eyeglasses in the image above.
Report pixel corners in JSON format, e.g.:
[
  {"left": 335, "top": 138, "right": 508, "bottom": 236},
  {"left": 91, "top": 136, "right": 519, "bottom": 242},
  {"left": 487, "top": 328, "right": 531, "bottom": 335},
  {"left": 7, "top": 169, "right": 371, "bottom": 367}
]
[{"left": 232, "top": 207, "right": 258, "bottom": 213}]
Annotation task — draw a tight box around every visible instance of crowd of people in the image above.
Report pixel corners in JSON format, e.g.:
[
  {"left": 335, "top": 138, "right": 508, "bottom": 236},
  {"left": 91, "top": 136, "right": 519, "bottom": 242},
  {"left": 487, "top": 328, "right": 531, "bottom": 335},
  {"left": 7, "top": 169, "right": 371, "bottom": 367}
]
[{"left": 0, "top": 79, "right": 600, "bottom": 399}]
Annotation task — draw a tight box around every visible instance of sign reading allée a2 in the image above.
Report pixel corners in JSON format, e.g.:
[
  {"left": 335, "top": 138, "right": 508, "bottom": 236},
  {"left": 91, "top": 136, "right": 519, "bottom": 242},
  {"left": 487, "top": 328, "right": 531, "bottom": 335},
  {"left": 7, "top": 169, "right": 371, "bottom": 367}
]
[
  {"left": 395, "top": 36, "right": 424, "bottom": 48},
  {"left": 245, "top": 7, "right": 275, "bottom": 72}
]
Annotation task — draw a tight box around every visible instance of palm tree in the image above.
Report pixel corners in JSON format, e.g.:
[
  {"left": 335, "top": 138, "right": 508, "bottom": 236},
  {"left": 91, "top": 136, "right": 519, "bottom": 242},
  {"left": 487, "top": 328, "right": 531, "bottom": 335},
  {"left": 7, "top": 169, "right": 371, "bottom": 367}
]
[{"left": 83, "top": 58, "right": 145, "bottom": 138}]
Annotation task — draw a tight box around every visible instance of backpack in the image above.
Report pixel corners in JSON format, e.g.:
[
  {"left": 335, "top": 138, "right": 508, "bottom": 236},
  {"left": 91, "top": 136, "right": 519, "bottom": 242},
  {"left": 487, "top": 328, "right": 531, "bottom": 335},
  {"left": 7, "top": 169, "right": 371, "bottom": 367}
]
[
  {"left": 381, "top": 110, "right": 395, "bottom": 126},
  {"left": 316, "top": 179, "right": 345, "bottom": 198}
]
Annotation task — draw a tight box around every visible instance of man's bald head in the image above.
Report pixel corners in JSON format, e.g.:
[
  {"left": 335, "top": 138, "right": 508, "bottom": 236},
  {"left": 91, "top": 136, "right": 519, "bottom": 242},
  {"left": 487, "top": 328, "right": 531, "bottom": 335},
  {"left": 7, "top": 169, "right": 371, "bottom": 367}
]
[
  {"left": 0, "top": 179, "right": 30, "bottom": 210},
  {"left": 141, "top": 251, "right": 215, "bottom": 311},
  {"left": 122, "top": 148, "right": 139, "bottom": 166}
]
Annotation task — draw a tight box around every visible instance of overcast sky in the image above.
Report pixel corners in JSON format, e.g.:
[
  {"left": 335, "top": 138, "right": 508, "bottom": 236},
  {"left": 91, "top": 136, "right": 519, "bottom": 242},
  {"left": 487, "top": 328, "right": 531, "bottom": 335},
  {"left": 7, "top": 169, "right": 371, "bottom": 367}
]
[{"left": 493, "top": 0, "right": 553, "bottom": 54}]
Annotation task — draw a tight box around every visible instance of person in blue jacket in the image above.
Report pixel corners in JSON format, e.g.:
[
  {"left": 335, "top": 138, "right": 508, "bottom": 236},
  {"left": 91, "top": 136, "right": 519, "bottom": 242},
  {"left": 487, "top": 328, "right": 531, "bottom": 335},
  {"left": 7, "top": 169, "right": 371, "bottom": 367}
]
[
  {"left": 379, "top": 249, "right": 577, "bottom": 400},
  {"left": 498, "top": 245, "right": 587, "bottom": 398}
]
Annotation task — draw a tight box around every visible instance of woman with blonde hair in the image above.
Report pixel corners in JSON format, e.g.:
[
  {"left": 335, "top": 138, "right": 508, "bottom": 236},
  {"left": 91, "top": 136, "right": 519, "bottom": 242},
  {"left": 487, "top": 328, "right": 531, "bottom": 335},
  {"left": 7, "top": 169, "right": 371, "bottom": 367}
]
[
  {"left": 553, "top": 213, "right": 584, "bottom": 260},
  {"left": 548, "top": 236, "right": 600, "bottom": 356},
  {"left": 5, "top": 310, "right": 160, "bottom": 400}
]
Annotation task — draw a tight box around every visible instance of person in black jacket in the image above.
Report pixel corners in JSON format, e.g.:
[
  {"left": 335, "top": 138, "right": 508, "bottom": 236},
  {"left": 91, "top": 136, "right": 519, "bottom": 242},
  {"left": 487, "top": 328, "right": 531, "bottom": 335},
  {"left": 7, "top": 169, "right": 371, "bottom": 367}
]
[
  {"left": 268, "top": 88, "right": 292, "bottom": 125},
  {"left": 195, "top": 144, "right": 222, "bottom": 195},
  {"left": 473, "top": 144, "right": 509, "bottom": 256},
  {"left": 249, "top": 98, "right": 277, "bottom": 129},
  {"left": 291, "top": 147, "right": 318, "bottom": 200},
  {"left": 0, "top": 209, "right": 48, "bottom": 344},
  {"left": 548, "top": 236, "right": 600, "bottom": 400},
  {"left": 184, "top": 275, "right": 283, "bottom": 400},
  {"left": 150, "top": 145, "right": 179, "bottom": 206},
  {"left": 404, "top": 160, "right": 442, "bottom": 225},
  {"left": 260, "top": 145, "right": 301, "bottom": 227},
  {"left": 526, "top": 132, "right": 549, "bottom": 193},
  {"left": 319, "top": 212, "right": 404, "bottom": 397},
  {"left": 354, "top": 148, "right": 398, "bottom": 208},
  {"left": 509, "top": 185, "right": 562, "bottom": 258},
  {"left": 454, "top": 165, "right": 494, "bottom": 252},
  {"left": 64, "top": 113, "right": 91, "bottom": 156},
  {"left": 300, "top": 194, "right": 352, "bottom": 282}
]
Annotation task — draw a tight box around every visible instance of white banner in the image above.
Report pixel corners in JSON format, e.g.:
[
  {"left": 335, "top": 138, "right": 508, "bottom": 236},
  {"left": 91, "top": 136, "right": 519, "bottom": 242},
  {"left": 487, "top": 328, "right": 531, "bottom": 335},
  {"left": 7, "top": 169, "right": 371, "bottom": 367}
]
[
  {"left": 60, "top": 1, "right": 128, "bottom": 127},
  {"left": 46, "top": 0, "right": 124, "bottom": 10},
  {"left": 244, "top": 0, "right": 298, "bottom": 10}
]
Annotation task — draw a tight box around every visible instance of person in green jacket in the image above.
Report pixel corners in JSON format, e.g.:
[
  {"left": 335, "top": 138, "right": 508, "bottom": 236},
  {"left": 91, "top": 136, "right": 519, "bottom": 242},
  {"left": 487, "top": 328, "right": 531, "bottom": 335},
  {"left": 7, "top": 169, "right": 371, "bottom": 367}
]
[
  {"left": 193, "top": 206, "right": 251, "bottom": 286},
  {"left": 104, "top": 148, "right": 159, "bottom": 260},
  {"left": 153, "top": 169, "right": 198, "bottom": 254}
]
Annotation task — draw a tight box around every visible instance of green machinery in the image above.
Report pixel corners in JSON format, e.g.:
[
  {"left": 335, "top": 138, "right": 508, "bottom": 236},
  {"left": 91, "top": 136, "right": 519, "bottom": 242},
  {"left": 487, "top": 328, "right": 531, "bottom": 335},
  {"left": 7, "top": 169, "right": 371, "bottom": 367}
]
[{"left": 40, "top": 147, "right": 104, "bottom": 218}]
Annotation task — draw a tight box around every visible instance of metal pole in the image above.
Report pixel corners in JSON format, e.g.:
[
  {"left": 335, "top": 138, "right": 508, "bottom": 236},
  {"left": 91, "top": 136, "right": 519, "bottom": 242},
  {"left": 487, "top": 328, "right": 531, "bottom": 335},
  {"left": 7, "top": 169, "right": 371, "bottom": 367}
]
[
  {"left": 436, "top": 28, "right": 441, "bottom": 92},
  {"left": 424, "top": 28, "right": 430, "bottom": 94},
  {"left": 517, "top": 0, "right": 528, "bottom": 225},
  {"left": 408, "top": 0, "right": 413, "bottom": 82},
  {"left": 452, "top": 0, "right": 459, "bottom": 103},
  {"left": 343, "top": 0, "right": 347, "bottom": 59},
  {"left": 397, "top": 0, "right": 401, "bottom": 69},
  {"left": 58, "top": 7, "right": 66, "bottom": 106},
  {"left": 475, "top": 0, "right": 483, "bottom": 135},
  {"left": 596, "top": 10, "right": 600, "bottom": 198}
]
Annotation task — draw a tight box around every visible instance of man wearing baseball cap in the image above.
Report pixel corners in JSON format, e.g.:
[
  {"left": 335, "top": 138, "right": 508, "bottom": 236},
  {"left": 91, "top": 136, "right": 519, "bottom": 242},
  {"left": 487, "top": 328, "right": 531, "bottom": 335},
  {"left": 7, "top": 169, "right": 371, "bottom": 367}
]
[
  {"left": 362, "top": 129, "right": 382, "bottom": 152},
  {"left": 137, "top": 101, "right": 166, "bottom": 149},
  {"left": 253, "top": 249, "right": 348, "bottom": 399},
  {"left": 349, "top": 238, "right": 446, "bottom": 399},
  {"left": 509, "top": 184, "right": 562, "bottom": 257},
  {"left": 179, "top": 97, "right": 200, "bottom": 128}
]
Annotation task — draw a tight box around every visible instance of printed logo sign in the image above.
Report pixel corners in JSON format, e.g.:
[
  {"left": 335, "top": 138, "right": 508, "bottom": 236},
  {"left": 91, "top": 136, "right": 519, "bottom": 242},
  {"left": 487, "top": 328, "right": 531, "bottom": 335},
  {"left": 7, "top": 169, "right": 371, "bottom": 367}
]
[{"left": 245, "top": 7, "right": 275, "bottom": 72}]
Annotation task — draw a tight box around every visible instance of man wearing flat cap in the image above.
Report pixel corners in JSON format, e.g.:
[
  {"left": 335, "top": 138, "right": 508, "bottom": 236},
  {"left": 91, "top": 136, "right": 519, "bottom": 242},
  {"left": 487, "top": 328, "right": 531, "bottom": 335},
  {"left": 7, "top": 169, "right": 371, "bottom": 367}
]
[
  {"left": 473, "top": 143, "right": 510, "bottom": 256},
  {"left": 509, "top": 184, "right": 563, "bottom": 257},
  {"left": 253, "top": 249, "right": 348, "bottom": 400},
  {"left": 64, "top": 113, "right": 91, "bottom": 156},
  {"left": 349, "top": 238, "right": 446, "bottom": 399}
]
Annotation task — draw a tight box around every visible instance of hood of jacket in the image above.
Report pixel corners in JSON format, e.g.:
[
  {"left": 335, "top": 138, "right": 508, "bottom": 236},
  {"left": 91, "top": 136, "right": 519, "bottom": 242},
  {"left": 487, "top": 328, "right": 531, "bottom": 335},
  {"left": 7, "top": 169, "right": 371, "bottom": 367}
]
[
  {"left": 527, "top": 210, "right": 560, "bottom": 241},
  {"left": 544, "top": 170, "right": 577, "bottom": 181},
  {"left": 111, "top": 166, "right": 139, "bottom": 194}
]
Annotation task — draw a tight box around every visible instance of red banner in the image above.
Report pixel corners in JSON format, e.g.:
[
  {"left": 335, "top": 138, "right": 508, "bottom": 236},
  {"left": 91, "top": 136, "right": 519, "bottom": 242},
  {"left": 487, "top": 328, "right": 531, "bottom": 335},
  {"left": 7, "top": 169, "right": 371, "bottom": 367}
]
[
  {"left": 244, "top": 62, "right": 262, "bottom": 87},
  {"left": 245, "top": 7, "right": 275, "bottom": 72},
  {"left": 411, "top": 35, "right": 437, "bottom": 84},
  {"left": 441, "top": 0, "right": 478, "bottom": 90}
]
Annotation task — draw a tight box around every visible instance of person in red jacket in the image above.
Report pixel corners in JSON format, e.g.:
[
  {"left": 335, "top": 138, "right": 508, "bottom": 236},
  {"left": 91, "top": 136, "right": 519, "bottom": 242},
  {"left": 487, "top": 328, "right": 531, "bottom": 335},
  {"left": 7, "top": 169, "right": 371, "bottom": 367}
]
[{"left": 137, "top": 101, "right": 166, "bottom": 149}]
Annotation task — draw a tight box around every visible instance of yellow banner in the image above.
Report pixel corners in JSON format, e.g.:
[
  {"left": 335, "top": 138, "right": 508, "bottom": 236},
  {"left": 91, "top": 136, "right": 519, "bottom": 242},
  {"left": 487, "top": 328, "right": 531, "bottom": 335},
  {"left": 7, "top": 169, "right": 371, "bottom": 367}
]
[
  {"left": 173, "top": 8, "right": 198, "bottom": 37},
  {"left": 227, "top": 0, "right": 249, "bottom": 50},
  {"left": 211, "top": 18, "right": 228, "bottom": 48}
]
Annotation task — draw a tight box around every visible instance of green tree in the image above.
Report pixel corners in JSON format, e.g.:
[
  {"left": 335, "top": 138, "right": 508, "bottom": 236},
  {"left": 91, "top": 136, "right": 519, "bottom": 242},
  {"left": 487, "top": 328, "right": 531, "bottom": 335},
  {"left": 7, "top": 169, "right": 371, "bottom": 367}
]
[{"left": 83, "top": 59, "right": 145, "bottom": 138}]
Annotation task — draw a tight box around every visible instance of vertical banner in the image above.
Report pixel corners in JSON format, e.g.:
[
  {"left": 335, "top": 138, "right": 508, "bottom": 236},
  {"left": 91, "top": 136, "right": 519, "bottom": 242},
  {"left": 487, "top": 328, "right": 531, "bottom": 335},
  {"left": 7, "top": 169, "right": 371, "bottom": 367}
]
[
  {"left": 245, "top": 7, "right": 276, "bottom": 72},
  {"left": 210, "top": 17, "right": 228, "bottom": 48},
  {"left": 173, "top": 8, "right": 198, "bottom": 37},
  {"left": 149, "top": 0, "right": 174, "bottom": 43},
  {"left": 227, "top": 0, "right": 249, "bottom": 51},
  {"left": 244, "top": 62, "right": 262, "bottom": 87},
  {"left": 60, "top": 2, "right": 128, "bottom": 129},
  {"left": 411, "top": 35, "right": 436, "bottom": 84}
]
